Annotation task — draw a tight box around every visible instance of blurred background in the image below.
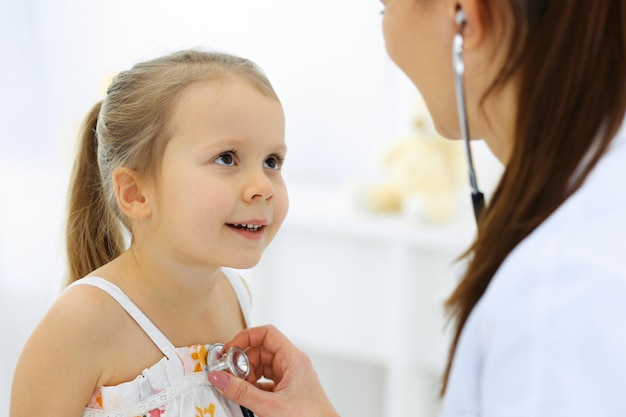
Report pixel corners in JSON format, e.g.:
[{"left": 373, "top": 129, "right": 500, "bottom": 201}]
[{"left": 0, "top": 1, "right": 503, "bottom": 416}]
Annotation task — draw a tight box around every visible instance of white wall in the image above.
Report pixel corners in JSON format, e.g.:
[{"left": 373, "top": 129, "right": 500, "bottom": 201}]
[{"left": 0, "top": 1, "right": 502, "bottom": 415}]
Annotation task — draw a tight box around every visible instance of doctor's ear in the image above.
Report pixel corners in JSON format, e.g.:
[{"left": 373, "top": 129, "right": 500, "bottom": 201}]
[
  {"left": 453, "top": 0, "right": 487, "bottom": 49},
  {"left": 112, "top": 166, "right": 153, "bottom": 220}
]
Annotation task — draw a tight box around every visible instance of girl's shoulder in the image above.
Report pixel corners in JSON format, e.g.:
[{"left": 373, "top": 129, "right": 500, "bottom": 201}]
[
  {"left": 36, "top": 282, "right": 131, "bottom": 369},
  {"left": 10, "top": 281, "right": 126, "bottom": 415},
  {"left": 60, "top": 280, "right": 132, "bottom": 338}
]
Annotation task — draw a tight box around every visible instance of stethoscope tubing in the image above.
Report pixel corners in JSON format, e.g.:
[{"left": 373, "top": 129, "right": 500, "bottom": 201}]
[{"left": 453, "top": 12, "right": 485, "bottom": 223}]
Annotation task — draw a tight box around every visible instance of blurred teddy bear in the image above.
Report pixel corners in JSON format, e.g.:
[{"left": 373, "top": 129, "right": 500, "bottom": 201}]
[{"left": 358, "top": 98, "right": 465, "bottom": 224}]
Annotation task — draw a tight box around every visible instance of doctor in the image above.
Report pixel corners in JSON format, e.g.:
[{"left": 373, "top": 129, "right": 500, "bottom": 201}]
[{"left": 209, "top": 0, "right": 626, "bottom": 416}]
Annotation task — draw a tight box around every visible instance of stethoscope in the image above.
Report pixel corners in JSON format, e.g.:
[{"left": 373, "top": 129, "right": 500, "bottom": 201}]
[
  {"left": 453, "top": 9, "right": 485, "bottom": 224},
  {"left": 208, "top": 343, "right": 255, "bottom": 417},
  {"left": 207, "top": 343, "right": 251, "bottom": 379}
]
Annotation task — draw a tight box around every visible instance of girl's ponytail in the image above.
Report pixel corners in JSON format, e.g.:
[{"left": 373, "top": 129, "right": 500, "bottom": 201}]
[{"left": 65, "top": 102, "right": 125, "bottom": 285}]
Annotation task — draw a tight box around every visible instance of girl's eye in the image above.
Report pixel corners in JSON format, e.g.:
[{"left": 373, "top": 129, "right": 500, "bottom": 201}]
[
  {"left": 264, "top": 155, "right": 284, "bottom": 170},
  {"left": 215, "top": 152, "right": 236, "bottom": 166}
]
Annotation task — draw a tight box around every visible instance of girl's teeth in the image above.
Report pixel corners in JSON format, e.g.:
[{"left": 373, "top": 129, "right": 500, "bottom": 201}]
[{"left": 234, "top": 224, "right": 261, "bottom": 231}]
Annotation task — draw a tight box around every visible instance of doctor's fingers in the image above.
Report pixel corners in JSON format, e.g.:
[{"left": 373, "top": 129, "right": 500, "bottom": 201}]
[
  {"left": 225, "top": 325, "right": 293, "bottom": 355},
  {"left": 224, "top": 325, "right": 299, "bottom": 377}
]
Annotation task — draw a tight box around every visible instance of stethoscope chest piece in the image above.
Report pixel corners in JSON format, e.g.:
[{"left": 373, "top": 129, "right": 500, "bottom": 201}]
[{"left": 208, "top": 343, "right": 251, "bottom": 379}]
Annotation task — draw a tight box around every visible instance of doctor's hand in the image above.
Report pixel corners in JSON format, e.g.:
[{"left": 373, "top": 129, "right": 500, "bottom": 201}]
[{"left": 208, "top": 325, "right": 340, "bottom": 417}]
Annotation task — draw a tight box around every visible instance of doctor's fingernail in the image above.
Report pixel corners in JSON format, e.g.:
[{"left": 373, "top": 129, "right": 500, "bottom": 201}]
[{"left": 208, "top": 371, "right": 231, "bottom": 391}]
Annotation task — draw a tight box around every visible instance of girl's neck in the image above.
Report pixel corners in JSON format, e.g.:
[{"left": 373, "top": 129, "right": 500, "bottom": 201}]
[
  {"left": 91, "top": 248, "right": 245, "bottom": 348},
  {"left": 96, "top": 248, "right": 224, "bottom": 315}
]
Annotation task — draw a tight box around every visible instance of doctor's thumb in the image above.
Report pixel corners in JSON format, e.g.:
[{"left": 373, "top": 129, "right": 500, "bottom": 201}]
[{"left": 209, "top": 371, "right": 271, "bottom": 416}]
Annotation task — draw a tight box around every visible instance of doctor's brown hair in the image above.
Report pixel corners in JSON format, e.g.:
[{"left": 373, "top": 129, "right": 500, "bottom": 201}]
[
  {"left": 65, "top": 50, "right": 279, "bottom": 285},
  {"left": 442, "top": 0, "right": 626, "bottom": 392}
]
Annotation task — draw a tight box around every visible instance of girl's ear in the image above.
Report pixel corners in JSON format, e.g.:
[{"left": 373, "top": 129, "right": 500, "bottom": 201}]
[
  {"left": 453, "top": 0, "right": 488, "bottom": 50},
  {"left": 112, "top": 167, "right": 153, "bottom": 219}
]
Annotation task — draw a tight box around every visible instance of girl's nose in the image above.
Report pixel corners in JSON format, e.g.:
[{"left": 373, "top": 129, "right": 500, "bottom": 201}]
[{"left": 243, "top": 169, "right": 274, "bottom": 202}]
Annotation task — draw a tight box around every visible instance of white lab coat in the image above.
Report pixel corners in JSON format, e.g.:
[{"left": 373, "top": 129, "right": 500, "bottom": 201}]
[{"left": 440, "top": 119, "right": 626, "bottom": 417}]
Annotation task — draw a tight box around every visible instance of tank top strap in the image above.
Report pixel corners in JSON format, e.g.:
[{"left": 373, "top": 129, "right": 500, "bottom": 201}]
[
  {"left": 70, "top": 276, "right": 177, "bottom": 359},
  {"left": 222, "top": 268, "right": 252, "bottom": 327}
]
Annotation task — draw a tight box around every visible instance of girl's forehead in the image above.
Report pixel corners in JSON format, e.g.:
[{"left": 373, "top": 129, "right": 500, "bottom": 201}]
[
  {"left": 170, "top": 76, "right": 280, "bottom": 122},
  {"left": 163, "top": 77, "right": 284, "bottom": 149},
  {"left": 182, "top": 74, "right": 273, "bottom": 100}
]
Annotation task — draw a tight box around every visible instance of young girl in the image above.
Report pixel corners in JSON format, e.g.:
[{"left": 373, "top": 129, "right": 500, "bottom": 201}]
[{"left": 10, "top": 49, "right": 288, "bottom": 417}]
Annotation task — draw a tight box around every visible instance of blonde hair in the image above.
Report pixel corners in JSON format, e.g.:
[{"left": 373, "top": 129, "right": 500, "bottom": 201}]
[{"left": 65, "top": 49, "right": 280, "bottom": 285}]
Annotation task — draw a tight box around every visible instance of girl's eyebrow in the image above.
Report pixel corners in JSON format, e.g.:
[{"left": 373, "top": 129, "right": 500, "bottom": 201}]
[
  {"left": 198, "top": 140, "right": 287, "bottom": 154},
  {"left": 272, "top": 144, "right": 288, "bottom": 154}
]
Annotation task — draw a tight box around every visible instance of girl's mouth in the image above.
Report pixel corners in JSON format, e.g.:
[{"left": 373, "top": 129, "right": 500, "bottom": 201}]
[{"left": 227, "top": 223, "right": 264, "bottom": 232}]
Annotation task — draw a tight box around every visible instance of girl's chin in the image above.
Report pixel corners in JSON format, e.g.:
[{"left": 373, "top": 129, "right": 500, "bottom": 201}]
[{"left": 227, "top": 256, "right": 263, "bottom": 271}]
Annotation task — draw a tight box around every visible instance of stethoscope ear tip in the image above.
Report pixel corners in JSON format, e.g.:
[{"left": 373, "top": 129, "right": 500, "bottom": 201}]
[{"left": 455, "top": 8, "right": 467, "bottom": 27}]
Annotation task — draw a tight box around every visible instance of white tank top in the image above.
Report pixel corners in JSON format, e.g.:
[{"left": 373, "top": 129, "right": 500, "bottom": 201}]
[{"left": 70, "top": 268, "right": 254, "bottom": 417}]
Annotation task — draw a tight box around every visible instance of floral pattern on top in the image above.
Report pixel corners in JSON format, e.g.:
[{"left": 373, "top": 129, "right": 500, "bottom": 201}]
[
  {"left": 82, "top": 344, "right": 246, "bottom": 417},
  {"left": 191, "top": 344, "right": 209, "bottom": 373}
]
